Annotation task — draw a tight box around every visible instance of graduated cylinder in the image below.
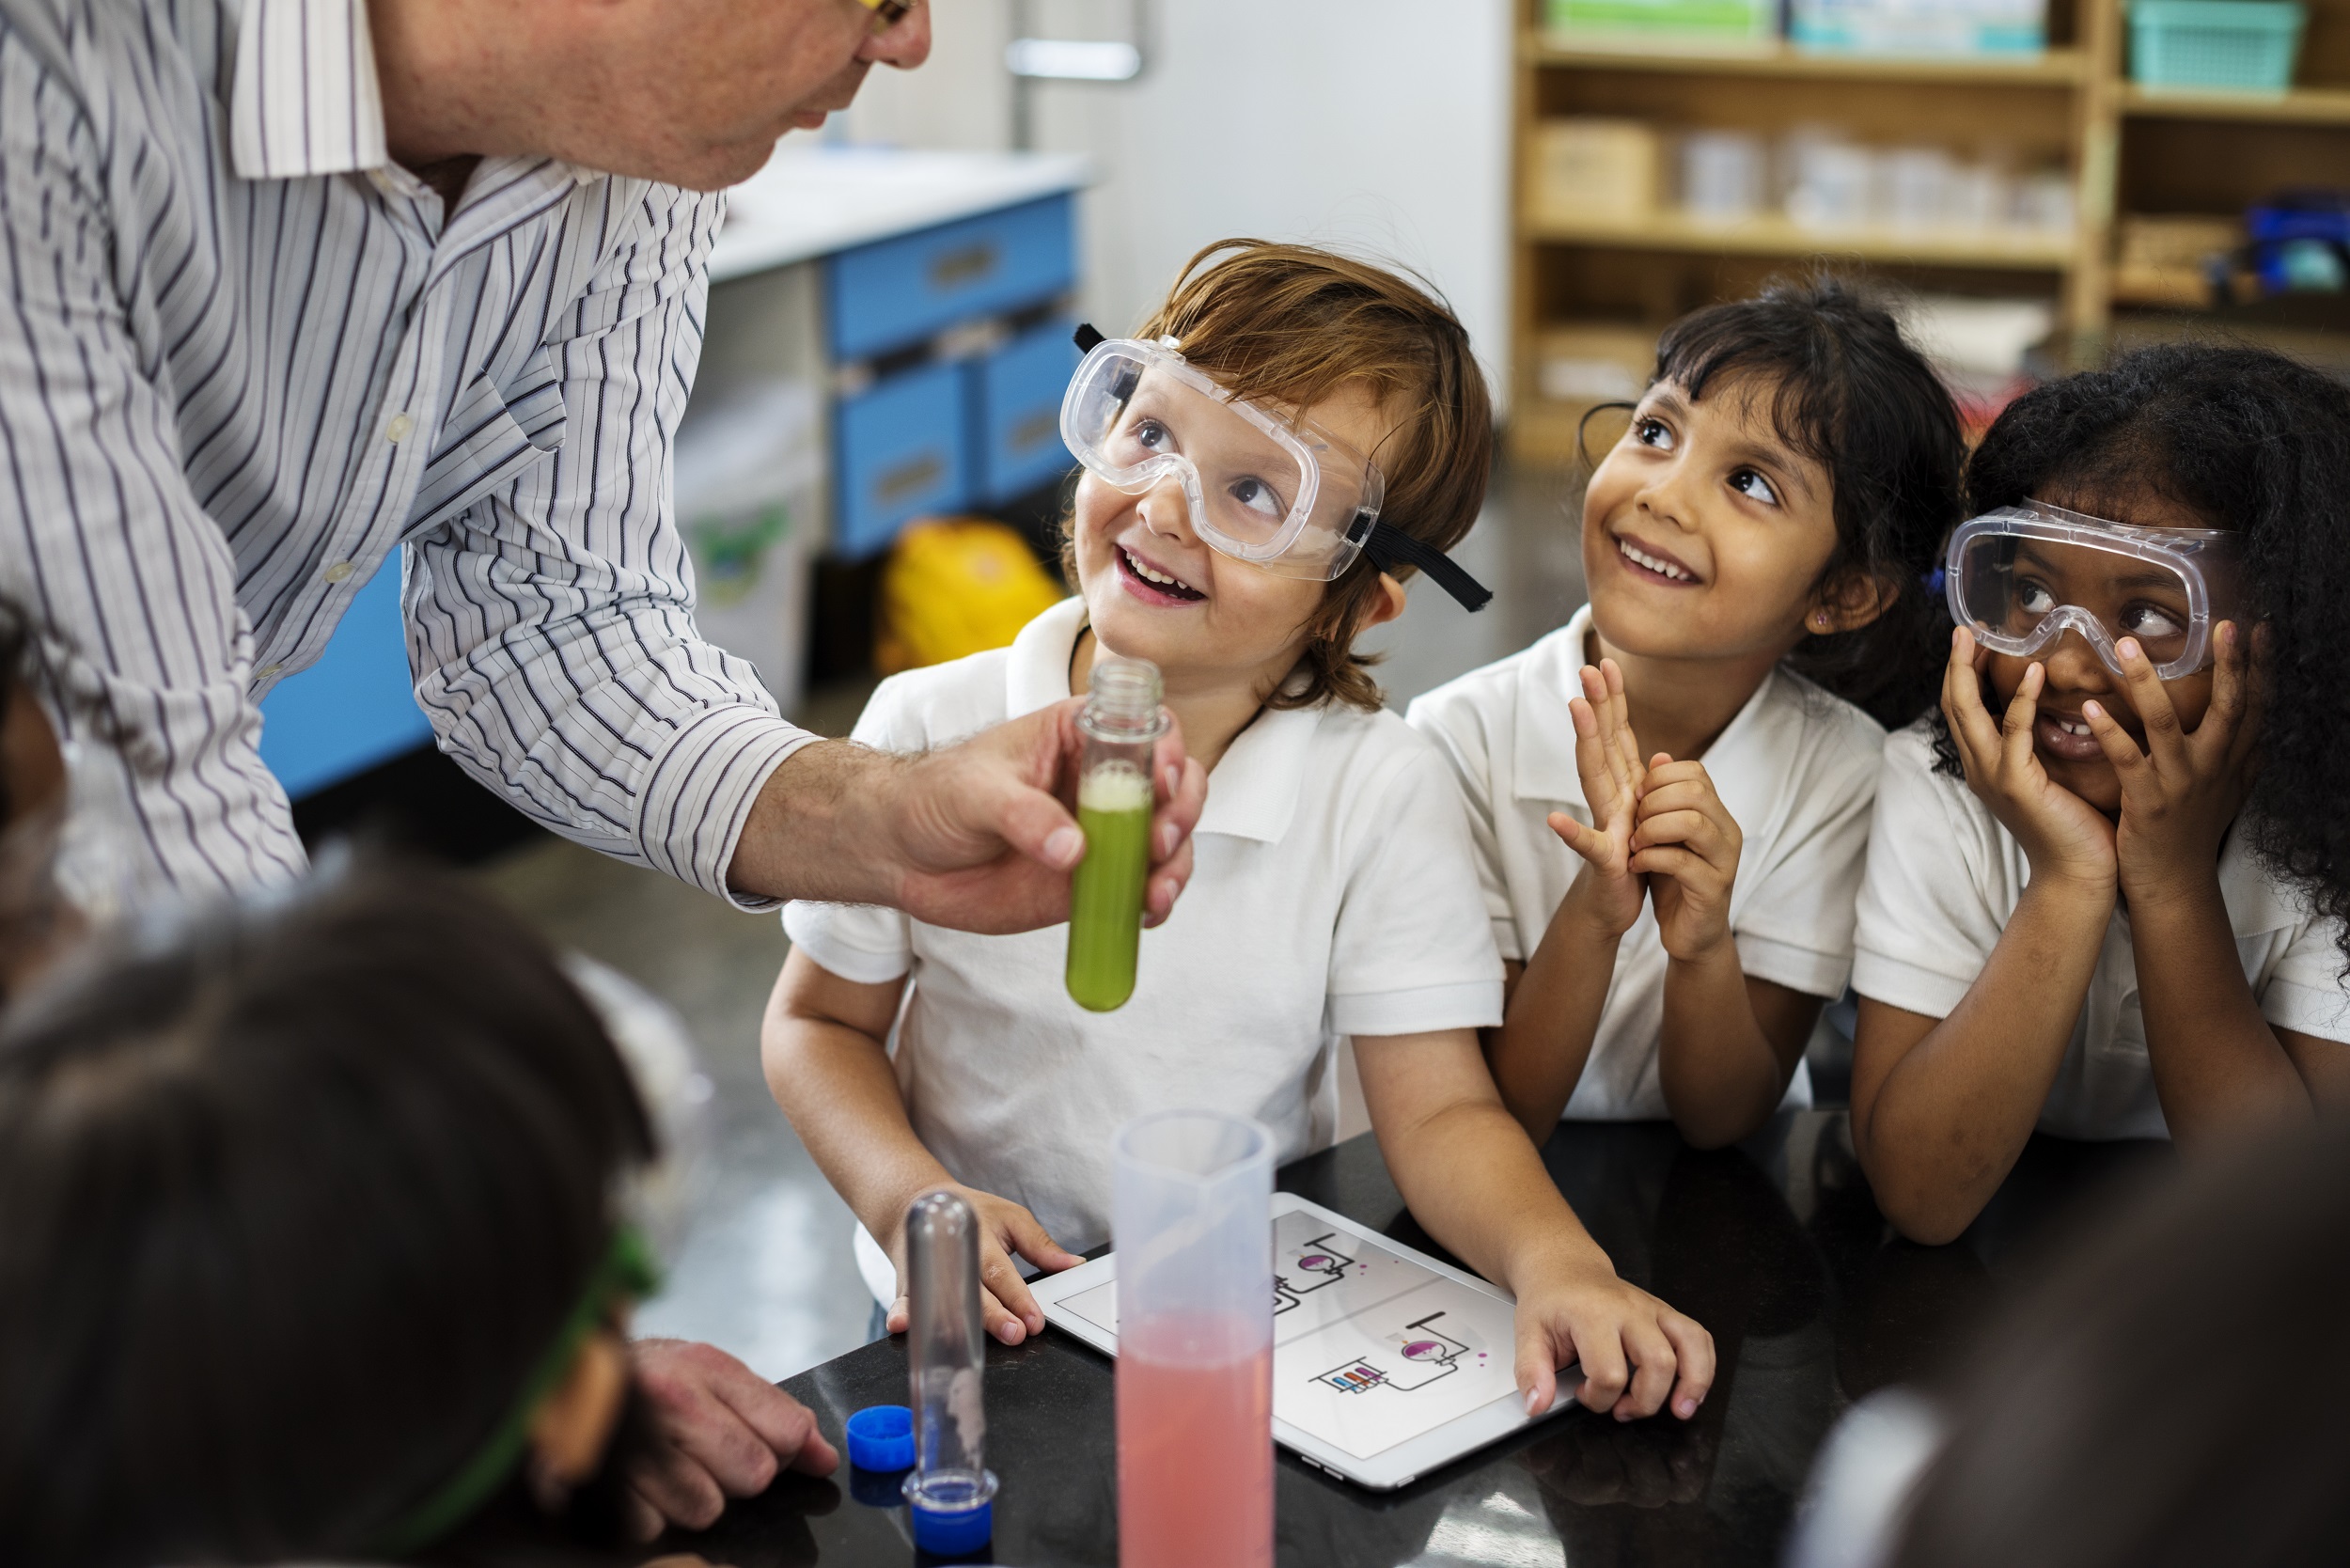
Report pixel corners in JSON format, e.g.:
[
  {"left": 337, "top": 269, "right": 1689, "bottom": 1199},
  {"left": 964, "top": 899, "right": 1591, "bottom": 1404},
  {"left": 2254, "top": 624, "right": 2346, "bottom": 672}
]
[
  {"left": 1113, "top": 1109, "right": 1275, "bottom": 1568},
  {"left": 1065, "top": 655, "right": 1167, "bottom": 1012}
]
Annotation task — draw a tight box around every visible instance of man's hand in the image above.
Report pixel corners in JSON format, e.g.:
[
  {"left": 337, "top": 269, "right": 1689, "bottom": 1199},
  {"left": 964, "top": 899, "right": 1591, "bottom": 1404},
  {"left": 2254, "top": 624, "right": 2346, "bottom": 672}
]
[
  {"left": 728, "top": 702, "right": 1208, "bottom": 934},
  {"left": 623, "top": 1339, "right": 838, "bottom": 1540},
  {"left": 880, "top": 1183, "right": 1083, "bottom": 1345}
]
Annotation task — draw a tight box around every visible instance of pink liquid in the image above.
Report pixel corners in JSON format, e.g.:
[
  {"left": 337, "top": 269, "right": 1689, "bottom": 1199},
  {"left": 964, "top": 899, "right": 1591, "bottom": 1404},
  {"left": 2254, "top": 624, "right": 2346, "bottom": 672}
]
[{"left": 1117, "top": 1330, "right": 1274, "bottom": 1568}]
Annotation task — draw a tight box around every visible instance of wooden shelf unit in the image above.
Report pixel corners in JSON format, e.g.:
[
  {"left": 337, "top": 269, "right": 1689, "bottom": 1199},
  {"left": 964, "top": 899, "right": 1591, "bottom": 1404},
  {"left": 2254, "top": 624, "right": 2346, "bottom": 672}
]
[{"left": 1511, "top": 0, "right": 2350, "bottom": 462}]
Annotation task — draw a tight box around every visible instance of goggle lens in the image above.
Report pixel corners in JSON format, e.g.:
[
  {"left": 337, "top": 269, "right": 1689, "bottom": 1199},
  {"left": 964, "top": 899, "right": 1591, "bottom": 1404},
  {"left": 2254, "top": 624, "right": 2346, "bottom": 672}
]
[{"left": 1952, "top": 533, "right": 2201, "bottom": 671}]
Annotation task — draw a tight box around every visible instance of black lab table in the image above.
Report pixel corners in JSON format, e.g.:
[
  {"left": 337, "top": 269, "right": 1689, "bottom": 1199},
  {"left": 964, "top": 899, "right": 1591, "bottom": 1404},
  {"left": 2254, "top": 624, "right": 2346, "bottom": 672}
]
[{"left": 666, "top": 1112, "right": 2169, "bottom": 1567}]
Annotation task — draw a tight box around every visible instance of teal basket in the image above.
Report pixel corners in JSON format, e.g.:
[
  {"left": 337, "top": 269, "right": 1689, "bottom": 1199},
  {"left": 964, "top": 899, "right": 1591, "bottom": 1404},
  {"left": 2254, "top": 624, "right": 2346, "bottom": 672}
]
[{"left": 2129, "top": 0, "right": 2305, "bottom": 91}]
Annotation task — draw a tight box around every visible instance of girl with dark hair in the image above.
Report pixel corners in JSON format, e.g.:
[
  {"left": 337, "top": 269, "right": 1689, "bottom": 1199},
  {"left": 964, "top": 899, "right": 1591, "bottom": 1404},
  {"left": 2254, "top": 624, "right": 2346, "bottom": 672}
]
[
  {"left": 1410, "top": 278, "right": 1965, "bottom": 1151},
  {"left": 0, "top": 866, "right": 799, "bottom": 1567},
  {"left": 1850, "top": 343, "right": 2350, "bottom": 1245}
]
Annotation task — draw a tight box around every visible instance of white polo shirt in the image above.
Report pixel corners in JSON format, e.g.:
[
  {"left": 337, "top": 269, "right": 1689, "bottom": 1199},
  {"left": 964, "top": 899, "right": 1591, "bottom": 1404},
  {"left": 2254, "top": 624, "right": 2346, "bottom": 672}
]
[
  {"left": 783, "top": 598, "right": 1503, "bottom": 1251},
  {"left": 1405, "top": 605, "right": 1885, "bottom": 1121},
  {"left": 1853, "top": 720, "right": 2350, "bottom": 1140}
]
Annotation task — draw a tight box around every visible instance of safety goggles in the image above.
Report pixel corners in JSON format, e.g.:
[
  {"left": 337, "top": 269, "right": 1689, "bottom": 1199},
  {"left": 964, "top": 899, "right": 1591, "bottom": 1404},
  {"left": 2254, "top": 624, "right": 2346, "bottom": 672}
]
[
  {"left": 1061, "top": 325, "right": 1492, "bottom": 611},
  {"left": 1944, "top": 498, "right": 2247, "bottom": 682}
]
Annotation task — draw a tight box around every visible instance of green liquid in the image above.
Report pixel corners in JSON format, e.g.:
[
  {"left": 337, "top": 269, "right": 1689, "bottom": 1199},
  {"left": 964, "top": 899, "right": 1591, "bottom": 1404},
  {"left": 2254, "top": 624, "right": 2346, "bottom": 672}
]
[{"left": 1066, "top": 764, "right": 1153, "bottom": 1011}]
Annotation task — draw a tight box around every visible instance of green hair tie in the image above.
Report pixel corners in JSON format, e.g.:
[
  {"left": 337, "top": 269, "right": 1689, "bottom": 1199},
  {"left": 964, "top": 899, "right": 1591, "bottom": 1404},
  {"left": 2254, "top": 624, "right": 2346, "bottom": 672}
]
[{"left": 368, "top": 1225, "right": 663, "bottom": 1559}]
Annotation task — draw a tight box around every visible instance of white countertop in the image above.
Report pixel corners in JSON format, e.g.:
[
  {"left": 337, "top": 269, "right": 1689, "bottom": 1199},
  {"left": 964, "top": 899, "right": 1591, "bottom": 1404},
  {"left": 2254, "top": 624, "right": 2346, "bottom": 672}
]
[{"left": 708, "top": 145, "right": 1092, "bottom": 283}]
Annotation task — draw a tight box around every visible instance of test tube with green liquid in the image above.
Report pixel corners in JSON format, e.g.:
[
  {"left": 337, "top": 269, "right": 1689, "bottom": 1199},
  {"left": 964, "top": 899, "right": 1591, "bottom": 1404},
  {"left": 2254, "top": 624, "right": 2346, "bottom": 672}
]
[{"left": 1066, "top": 656, "right": 1167, "bottom": 1012}]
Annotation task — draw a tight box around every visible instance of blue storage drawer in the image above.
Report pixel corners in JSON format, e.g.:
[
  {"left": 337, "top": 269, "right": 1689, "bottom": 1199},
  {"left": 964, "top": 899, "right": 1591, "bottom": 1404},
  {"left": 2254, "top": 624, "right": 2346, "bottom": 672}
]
[
  {"left": 826, "top": 195, "right": 1075, "bottom": 362},
  {"left": 971, "top": 319, "right": 1080, "bottom": 505},
  {"left": 258, "top": 559, "right": 435, "bottom": 797},
  {"left": 834, "top": 359, "right": 970, "bottom": 560}
]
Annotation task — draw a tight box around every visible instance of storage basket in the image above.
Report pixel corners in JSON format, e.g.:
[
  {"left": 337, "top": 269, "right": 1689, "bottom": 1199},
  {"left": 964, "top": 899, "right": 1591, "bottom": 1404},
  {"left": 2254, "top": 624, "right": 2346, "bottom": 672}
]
[{"left": 2129, "top": 0, "right": 2305, "bottom": 92}]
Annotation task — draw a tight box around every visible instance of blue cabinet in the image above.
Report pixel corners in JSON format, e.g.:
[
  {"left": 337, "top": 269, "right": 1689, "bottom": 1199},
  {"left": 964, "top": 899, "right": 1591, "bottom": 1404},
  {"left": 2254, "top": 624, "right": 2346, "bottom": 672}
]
[
  {"left": 970, "top": 319, "right": 1079, "bottom": 505},
  {"left": 833, "top": 359, "right": 971, "bottom": 560},
  {"left": 257, "top": 561, "right": 434, "bottom": 798},
  {"left": 825, "top": 196, "right": 1075, "bottom": 361}
]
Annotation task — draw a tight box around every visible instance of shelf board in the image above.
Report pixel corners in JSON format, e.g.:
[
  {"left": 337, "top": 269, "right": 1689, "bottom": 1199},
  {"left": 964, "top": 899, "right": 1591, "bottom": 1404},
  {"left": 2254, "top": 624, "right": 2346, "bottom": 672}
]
[
  {"left": 1524, "top": 33, "right": 2088, "bottom": 86},
  {"left": 2121, "top": 82, "right": 2350, "bottom": 125},
  {"left": 1525, "top": 212, "right": 2077, "bottom": 269}
]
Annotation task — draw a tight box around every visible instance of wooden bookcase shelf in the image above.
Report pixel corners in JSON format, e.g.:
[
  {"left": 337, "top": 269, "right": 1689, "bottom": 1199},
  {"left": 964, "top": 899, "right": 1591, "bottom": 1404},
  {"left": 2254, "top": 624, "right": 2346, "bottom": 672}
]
[{"left": 1512, "top": 0, "right": 2350, "bottom": 462}]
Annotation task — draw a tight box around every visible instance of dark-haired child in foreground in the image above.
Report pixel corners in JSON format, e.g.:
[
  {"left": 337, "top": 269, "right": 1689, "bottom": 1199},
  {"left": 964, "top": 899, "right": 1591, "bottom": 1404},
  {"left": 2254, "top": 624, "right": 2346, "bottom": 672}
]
[
  {"left": 1852, "top": 344, "right": 2350, "bottom": 1244},
  {"left": 0, "top": 869, "right": 834, "bottom": 1568},
  {"left": 1410, "top": 280, "right": 1964, "bottom": 1150}
]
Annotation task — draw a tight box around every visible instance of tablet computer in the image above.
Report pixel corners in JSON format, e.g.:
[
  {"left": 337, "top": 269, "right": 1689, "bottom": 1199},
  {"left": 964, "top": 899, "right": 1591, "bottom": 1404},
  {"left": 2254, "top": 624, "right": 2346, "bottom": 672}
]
[{"left": 1029, "top": 1192, "right": 1572, "bottom": 1490}]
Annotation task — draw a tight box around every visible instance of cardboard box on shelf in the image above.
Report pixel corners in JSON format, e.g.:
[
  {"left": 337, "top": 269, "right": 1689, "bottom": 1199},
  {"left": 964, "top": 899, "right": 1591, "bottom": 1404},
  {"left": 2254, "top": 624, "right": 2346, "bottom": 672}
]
[
  {"left": 1528, "top": 119, "right": 1662, "bottom": 228},
  {"left": 1535, "top": 323, "right": 1660, "bottom": 408}
]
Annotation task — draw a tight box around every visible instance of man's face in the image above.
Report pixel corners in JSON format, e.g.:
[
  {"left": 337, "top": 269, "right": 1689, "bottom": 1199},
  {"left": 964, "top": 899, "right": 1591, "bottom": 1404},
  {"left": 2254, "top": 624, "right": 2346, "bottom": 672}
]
[{"left": 503, "top": 0, "right": 932, "bottom": 191}]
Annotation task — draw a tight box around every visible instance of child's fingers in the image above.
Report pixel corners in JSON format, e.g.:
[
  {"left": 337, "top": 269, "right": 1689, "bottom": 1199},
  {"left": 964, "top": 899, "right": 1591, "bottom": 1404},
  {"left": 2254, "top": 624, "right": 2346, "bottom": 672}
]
[
  {"left": 1996, "top": 661, "right": 2044, "bottom": 778},
  {"left": 2113, "top": 637, "right": 2186, "bottom": 775},
  {"left": 1632, "top": 775, "right": 1728, "bottom": 825},
  {"left": 1570, "top": 1325, "right": 1631, "bottom": 1416},
  {"left": 2229, "top": 621, "right": 2273, "bottom": 776},
  {"left": 2201, "top": 620, "right": 2258, "bottom": 771},
  {"left": 1628, "top": 808, "right": 1725, "bottom": 858},
  {"left": 2081, "top": 699, "right": 2153, "bottom": 801},
  {"left": 1659, "top": 1309, "right": 1715, "bottom": 1419},
  {"left": 885, "top": 1294, "right": 910, "bottom": 1336},
  {"left": 979, "top": 1282, "right": 1032, "bottom": 1346},
  {"left": 1512, "top": 1313, "right": 1563, "bottom": 1418},
  {"left": 1603, "top": 660, "right": 1644, "bottom": 782},
  {"left": 1610, "top": 1317, "right": 1678, "bottom": 1421},
  {"left": 1547, "top": 809, "right": 1615, "bottom": 870},
  {"left": 977, "top": 1236, "right": 1046, "bottom": 1339},
  {"left": 1626, "top": 844, "right": 1716, "bottom": 886},
  {"left": 1942, "top": 628, "right": 2002, "bottom": 769}
]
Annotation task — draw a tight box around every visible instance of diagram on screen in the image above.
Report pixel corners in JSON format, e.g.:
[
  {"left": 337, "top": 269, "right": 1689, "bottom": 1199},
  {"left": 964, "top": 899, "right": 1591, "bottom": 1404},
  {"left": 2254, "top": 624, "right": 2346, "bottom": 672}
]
[
  {"left": 1310, "top": 1311, "right": 1472, "bottom": 1394},
  {"left": 1274, "top": 1232, "right": 1360, "bottom": 1315}
]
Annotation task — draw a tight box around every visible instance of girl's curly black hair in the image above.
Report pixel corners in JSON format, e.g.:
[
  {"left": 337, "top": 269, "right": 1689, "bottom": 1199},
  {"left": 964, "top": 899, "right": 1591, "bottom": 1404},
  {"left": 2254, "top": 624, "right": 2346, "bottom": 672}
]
[
  {"left": 1951, "top": 342, "right": 2350, "bottom": 963},
  {"left": 1644, "top": 275, "right": 1967, "bottom": 729}
]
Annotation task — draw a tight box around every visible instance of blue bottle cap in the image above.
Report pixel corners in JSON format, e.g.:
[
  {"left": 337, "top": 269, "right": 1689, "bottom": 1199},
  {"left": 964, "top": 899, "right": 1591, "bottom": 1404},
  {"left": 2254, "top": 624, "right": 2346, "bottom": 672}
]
[
  {"left": 843, "top": 1404, "right": 915, "bottom": 1472},
  {"left": 904, "top": 1467, "right": 998, "bottom": 1555}
]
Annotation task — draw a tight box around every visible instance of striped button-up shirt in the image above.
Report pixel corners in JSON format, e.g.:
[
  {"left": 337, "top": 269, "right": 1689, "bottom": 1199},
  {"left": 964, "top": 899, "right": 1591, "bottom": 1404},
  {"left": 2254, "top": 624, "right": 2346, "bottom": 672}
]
[{"left": 0, "top": 0, "right": 818, "bottom": 905}]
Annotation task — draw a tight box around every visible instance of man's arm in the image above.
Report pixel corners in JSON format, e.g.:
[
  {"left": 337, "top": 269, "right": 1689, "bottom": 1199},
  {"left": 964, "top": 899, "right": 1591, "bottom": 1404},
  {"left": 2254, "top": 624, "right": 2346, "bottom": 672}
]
[
  {"left": 0, "top": 36, "right": 306, "bottom": 898},
  {"left": 407, "top": 182, "right": 1202, "bottom": 925}
]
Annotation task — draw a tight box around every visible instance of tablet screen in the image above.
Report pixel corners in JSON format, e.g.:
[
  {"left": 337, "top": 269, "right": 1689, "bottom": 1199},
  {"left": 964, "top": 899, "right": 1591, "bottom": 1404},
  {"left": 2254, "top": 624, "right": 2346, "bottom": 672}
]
[{"left": 1054, "top": 1208, "right": 1522, "bottom": 1461}]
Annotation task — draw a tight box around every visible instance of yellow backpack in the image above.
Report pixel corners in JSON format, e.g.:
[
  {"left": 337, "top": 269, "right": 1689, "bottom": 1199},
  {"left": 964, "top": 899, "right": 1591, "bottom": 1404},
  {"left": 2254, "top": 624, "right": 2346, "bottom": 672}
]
[{"left": 876, "top": 518, "right": 1068, "bottom": 675}]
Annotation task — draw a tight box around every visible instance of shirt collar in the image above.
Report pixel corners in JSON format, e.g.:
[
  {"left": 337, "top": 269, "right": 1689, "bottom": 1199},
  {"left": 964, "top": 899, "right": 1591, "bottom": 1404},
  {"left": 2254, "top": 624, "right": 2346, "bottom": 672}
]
[
  {"left": 231, "top": 0, "right": 390, "bottom": 180},
  {"left": 1511, "top": 604, "right": 1786, "bottom": 832},
  {"left": 1003, "top": 597, "right": 1323, "bottom": 845}
]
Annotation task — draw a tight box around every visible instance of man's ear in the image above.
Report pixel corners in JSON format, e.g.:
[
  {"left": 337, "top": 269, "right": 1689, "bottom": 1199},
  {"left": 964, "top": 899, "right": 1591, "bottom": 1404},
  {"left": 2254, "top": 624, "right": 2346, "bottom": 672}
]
[
  {"left": 1806, "top": 570, "right": 1901, "bottom": 636},
  {"left": 1362, "top": 572, "right": 1409, "bottom": 631}
]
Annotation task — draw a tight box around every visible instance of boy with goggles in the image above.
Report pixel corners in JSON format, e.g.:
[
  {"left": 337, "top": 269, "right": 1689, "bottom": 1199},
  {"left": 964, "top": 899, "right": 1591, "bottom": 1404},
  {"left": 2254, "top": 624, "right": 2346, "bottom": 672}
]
[{"left": 770, "top": 241, "right": 1715, "bottom": 1431}]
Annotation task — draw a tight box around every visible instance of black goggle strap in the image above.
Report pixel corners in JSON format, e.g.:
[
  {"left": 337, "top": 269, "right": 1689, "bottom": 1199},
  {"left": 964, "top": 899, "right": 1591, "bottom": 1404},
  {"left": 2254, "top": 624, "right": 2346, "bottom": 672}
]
[
  {"left": 1353, "top": 513, "right": 1493, "bottom": 613},
  {"left": 1074, "top": 321, "right": 1106, "bottom": 353}
]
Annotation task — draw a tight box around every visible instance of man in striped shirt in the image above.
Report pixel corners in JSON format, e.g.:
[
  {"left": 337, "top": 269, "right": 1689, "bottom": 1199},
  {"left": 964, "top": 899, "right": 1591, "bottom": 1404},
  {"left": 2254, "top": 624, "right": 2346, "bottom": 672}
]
[{"left": 0, "top": 0, "right": 1206, "bottom": 1540}]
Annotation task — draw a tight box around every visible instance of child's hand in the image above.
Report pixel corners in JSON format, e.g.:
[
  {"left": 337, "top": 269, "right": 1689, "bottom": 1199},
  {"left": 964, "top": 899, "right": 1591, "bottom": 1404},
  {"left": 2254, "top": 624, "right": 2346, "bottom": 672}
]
[
  {"left": 1629, "top": 756, "right": 1741, "bottom": 962},
  {"left": 1510, "top": 1248, "right": 1715, "bottom": 1422},
  {"left": 1549, "top": 659, "right": 1651, "bottom": 940},
  {"left": 2087, "top": 623, "right": 2264, "bottom": 902},
  {"left": 884, "top": 1184, "right": 1083, "bottom": 1345},
  {"left": 1942, "top": 629, "right": 2116, "bottom": 888}
]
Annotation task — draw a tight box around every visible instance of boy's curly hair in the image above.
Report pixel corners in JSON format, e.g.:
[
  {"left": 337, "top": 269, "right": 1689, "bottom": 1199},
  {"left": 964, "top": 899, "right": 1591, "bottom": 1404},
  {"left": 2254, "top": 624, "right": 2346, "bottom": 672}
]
[
  {"left": 1063, "top": 240, "right": 1494, "bottom": 712},
  {"left": 1950, "top": 342, "right": 2350, "bottom": 964}
]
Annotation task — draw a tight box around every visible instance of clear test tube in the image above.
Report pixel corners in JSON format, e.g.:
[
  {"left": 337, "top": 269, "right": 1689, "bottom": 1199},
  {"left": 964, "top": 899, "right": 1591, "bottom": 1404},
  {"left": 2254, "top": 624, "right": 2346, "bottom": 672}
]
[
  {"left": 1113, "top": 1109, "right": 1275, "bottom": 1568},
  {"left": 1065, "top": 655, "right": 1167, "bottom": 1012},
  {"left": 902, "top": 1189, "right": 997, "bottom": 1554}
]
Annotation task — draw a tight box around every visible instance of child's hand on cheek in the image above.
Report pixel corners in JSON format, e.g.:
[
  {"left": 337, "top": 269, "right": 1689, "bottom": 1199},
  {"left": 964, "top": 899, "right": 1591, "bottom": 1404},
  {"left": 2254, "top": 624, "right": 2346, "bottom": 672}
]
[
  {"left": 885, "top": 1184, "right": 1084, "bottom": 1346},
  {"left": 2085, "top": 623, "right": 2264, "bottom": 902},
  {"left": 1629, "top": 757, "right": 1741, "bottom": 963},
  {"left": 1943, "top": 629, "right": 2116, "bottom": 889},
  {"left": 1549, "top": 660, "right": 1651, "bottom": 940}
]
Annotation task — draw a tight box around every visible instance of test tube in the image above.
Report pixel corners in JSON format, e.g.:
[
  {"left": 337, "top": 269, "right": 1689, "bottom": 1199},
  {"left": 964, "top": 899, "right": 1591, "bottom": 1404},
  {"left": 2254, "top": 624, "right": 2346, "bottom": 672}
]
[
  {"left": 1113, "top": 1110, "right": 1274, "bottom": 1568},
  {"left": 1065, "top": 655, "right": 1167, "bottom": 1012},
  {"left": 902, "top": 1190, "right": 997, "bottom": 1554}
]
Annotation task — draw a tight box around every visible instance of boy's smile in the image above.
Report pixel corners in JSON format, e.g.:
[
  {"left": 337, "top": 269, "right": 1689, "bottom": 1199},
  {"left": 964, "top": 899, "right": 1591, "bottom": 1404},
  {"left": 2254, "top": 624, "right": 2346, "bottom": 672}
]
[{"left": 1113, "top": 539, "right": 1206, "bottom": 604}]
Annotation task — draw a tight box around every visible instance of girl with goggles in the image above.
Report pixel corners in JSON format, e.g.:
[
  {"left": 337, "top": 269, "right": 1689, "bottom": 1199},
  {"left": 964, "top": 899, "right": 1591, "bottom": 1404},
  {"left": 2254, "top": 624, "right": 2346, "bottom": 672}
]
[{"left": 1851, "top": 343, "right": 2350, "bottom": 1248}]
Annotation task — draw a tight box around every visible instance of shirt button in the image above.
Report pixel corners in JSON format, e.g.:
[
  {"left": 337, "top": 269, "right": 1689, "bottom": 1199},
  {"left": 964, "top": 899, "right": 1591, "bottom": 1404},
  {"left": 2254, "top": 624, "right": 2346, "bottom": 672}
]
[
  {"left": 385, "top": 411, "right": 415, "bottom": 444},
  {"left": 323, "top": 561, "right": 356, "bottom": 584}
]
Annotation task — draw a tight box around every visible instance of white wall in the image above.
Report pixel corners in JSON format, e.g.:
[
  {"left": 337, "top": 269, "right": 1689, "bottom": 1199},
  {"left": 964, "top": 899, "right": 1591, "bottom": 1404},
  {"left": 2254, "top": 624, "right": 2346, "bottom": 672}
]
[{"left": 838, "top": 0, "right": 1514, "bottom": 401}]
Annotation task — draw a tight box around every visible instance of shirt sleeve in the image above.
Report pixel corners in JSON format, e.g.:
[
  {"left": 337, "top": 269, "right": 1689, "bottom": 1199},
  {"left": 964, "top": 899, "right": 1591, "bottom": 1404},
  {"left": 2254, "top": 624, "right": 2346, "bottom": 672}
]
[
  {"left": 1849, "top": 726, "right": 2009, "bottom": 1019},
  {"left": 0, "top": 37, "right": 307, "bottom": 898},
  {"left": 780, "top": 674, "right": 918, "bottom": 983},
  {"left": 403, "top": 180, "right": 819, "bottom": 912},
  {"left": 1731, "top": 714, "right": 1882, "bottom": 999},
  {"left": 2261, "top": 914, "right": 2350, "bottom": 1043},
  {"left": 1403, "top": 687, "right": 1523, "bottom": 963},
  {"left": 1325, "top": 738, "right": 1506, "bottom": 1037}
]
